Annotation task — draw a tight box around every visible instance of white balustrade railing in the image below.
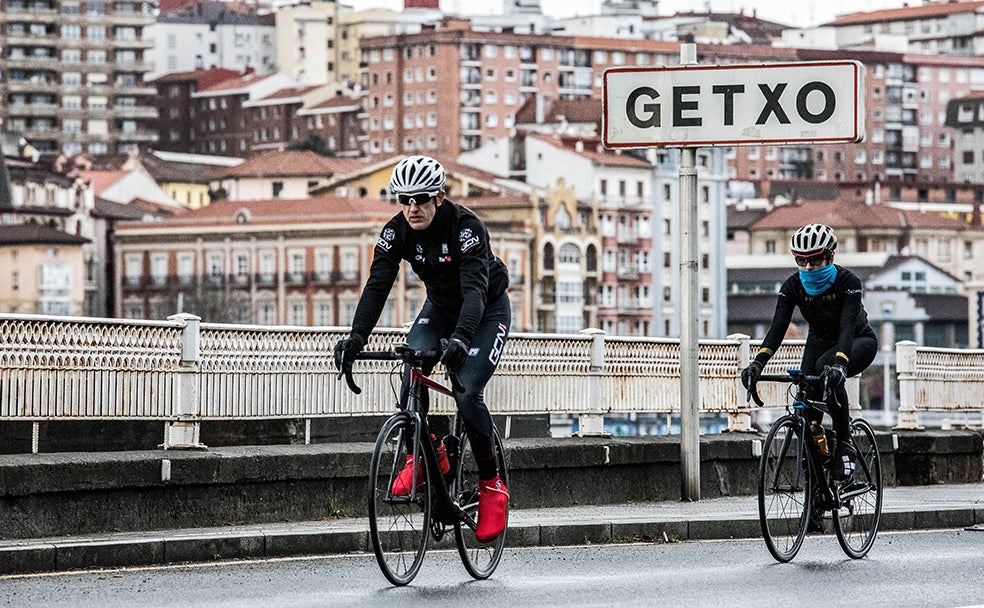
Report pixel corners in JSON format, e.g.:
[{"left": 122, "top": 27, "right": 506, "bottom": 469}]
[
  {"left": 895, "top": 340, "right": 984, "bottom": 430},
  {"left": 1, "top": 313, "right": 981, "bottom": 451}
]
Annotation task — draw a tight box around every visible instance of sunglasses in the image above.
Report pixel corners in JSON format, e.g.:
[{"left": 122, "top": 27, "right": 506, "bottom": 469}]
[
  {"left": 793, "top": 252, "right": 830, "bottom": 267},
  {"left": 397, "top": 192, "right": 437, "bottom": 207}
]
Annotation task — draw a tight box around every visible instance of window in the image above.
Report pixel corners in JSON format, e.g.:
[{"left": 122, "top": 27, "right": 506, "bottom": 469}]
[
  {"left": 557, "top": 281, "right": 583, "bottom": 304},
  {"left": 124, "top": 253, "right": 142, "bottom": 286},
  {"left": 177, "top": 253, "right": 194, "bottom": 284},
  {"left": 558, "top": 244, "right": 580, "bottom": 265}
]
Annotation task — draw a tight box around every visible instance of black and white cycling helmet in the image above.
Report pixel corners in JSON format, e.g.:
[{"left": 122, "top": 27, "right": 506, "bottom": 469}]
[
  {"left": 388, "top": 155, "right": 445, "bottom": 195},
  {"left": 790, "top": 223, "right": 837, "bottom": 255}
]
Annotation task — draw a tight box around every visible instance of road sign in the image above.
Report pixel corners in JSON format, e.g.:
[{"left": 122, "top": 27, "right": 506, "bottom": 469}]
[{"left": 603, "top": 60, "right": 865, "bottom": 148}]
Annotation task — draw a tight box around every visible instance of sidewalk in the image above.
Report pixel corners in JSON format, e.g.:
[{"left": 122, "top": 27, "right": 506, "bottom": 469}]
[{"left": 1, "top": 483, "right": 981, "bottom": 575}]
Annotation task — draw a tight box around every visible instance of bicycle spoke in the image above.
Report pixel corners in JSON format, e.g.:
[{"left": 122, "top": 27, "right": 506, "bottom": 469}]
[
  {"left": 758, "top": 416, "right": 810, "bottom": 562},
  {"left": 454, "top": 427, "right": 507, "bottom": 580},
  {"left": 834, "top": 419, "right": 883, "bottom": 559},
  {"left": 368, "top": 416, "right": 431, "bottom": 586}
]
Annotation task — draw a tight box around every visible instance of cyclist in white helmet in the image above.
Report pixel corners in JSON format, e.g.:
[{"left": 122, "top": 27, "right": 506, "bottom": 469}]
[
  {"left": 741, "top": 223, "right": 878, "bottom": 485},
  {"left": 334, "top": 155, "right": 511, "bottom": 543}
]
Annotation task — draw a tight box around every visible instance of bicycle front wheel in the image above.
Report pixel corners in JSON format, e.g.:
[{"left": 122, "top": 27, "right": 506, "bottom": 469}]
[
  {"left": 758, "top": 415, "right": 811, "bottom": 563},
  {"left": 368, "top": 414, "right": 432, "bottom": 586},
  {"left": 453, "top": 427, "right": 508, "bottom": 579},
  {"left": 834, "top": 418, "right": 883, "bottom": 559}
]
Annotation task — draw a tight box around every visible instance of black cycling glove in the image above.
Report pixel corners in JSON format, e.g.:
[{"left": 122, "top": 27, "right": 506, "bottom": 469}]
[
  {"left": 440, "top": 337, "right": 469, "bottom": 373},
  {"left": 823, "top": 363, "right": 847, "bottom": 390},
  {"left": 741, "top": 360, "right": 764, "bottom": 389},
  {"left": 333, "top": 334, "right": 366, "bottom": 371}
]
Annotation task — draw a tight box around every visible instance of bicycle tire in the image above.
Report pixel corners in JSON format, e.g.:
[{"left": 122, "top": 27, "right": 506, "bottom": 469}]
[
  {"left": 833, "top": 418, "right": 883, "bottom": 559},
  {"left": 368, "top": 413, "right": 432, "bottom": 586},
  {"left": 453, "top": 427, "right": 508, "bottom": 579},
  {"left": 758, "top": 415, "right": 812, "bottom": 563}
]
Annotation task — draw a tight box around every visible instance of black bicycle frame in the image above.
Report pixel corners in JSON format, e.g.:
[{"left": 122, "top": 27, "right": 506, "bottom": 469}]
[
  {"left": 762, "top": 371, "right": 837, "bottom": 510},
  {"left": 351, "top": 346, "right": 475, "bottom": 529}
]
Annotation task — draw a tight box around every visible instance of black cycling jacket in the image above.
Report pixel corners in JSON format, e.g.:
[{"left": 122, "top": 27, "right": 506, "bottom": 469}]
[
  {"left": 754, "top": 265, "right": 876, "bottom": 367},
  {"left": 349, "top": 198, "right": 509, "bottom": 345}
]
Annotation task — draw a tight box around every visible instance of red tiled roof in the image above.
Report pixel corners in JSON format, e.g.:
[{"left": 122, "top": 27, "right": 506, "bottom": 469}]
[
  {"left": 0, "top": 223, "right": 90, "bottom": 245},
  {"left": 829, "top": 1, "right": 984, "bottom": 25},
  {"left": 438, "top": 157, "right": 507, "bottom": 185},
  {"left": 118, "top": 196, "right": 396, "bottom": 229},
  {"left": 156, "top": 0, "right": 197, "bottom": 13},
  {"left": 527, "top": 133, "right": 652, "bottom": 168},
  {"left": 306, "top": 95, "right": 364, "bottom": 111},
  {"left": 451, "top": 194, "right": 532, "bottom": 209},
  {"left": 78, "top": 170, "right": 128, "bottom": 195},
  {"left": 214, "top": 150, "right": 369, "bottom": 178},
  {"left": 200, "top": 72, "right": 277, "bottom": 94},
  {"left": 751, "top": 199, "right": 976, "bottom": 231},
  {"left": 149, "top": 67, "right": 242, "bottom": 87},
  {"left": 255, "top": 86, "right": 323, "bottom": 102},
  {"left": 514, "top": 97, "right": 602, "bottom": 125}
]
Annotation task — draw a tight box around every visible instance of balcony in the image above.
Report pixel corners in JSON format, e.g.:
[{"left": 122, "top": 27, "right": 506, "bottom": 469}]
[
  {"left": 112, "top": 106, "right": 158, "bottom": 120},
  {"left": 5, "top": 103, "right": 59, "bottom": 116}
]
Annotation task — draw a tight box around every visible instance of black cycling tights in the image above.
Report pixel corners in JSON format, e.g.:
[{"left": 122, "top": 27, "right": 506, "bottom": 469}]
[
  {"left": 800, "top": 335, "right": 878, "bottom": 445},
  {"left": 402, "top": 293, "right": 511, "bottom": 480}
]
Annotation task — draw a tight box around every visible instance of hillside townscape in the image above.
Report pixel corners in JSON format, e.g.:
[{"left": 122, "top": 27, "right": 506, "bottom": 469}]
[{"left": 3, "top": 0, "right": 984, "bottom": 413}]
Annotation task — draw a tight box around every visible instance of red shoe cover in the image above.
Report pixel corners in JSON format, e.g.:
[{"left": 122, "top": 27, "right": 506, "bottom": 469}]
[
  {"left": 475, "top": 474, "right": 508, "bottom": 543},
  {"left": 391, "top": 455, "right": 419, "bottom": 496}
]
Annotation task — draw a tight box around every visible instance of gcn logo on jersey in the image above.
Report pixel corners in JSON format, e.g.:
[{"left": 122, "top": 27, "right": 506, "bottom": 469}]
[
  {"left": 376, "top": 227, "right": 396, "bottom": 251},
  {"left": 460, "top": 228, "right": 479, "bottom": 253}
]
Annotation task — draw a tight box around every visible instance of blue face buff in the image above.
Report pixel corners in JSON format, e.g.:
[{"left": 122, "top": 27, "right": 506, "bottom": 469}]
[{"left": 799, "top": 264, "right": 837, "bottom": 296}]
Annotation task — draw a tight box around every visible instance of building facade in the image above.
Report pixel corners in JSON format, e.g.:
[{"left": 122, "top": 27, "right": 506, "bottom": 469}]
[
  {"left": 145, "top": 0, "right": 276, "bottom": 80},
  {"left": 0, "top": 0, "right": 158, "bottom": 156}
]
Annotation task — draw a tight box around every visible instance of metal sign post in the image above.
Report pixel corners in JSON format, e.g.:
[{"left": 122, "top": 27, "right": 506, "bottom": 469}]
[
  {"left": 677, "top": 44, "right": 701, "bottom": 501},
  {"left": 602, "top": 47, "right": 865, "bottom": 502}
]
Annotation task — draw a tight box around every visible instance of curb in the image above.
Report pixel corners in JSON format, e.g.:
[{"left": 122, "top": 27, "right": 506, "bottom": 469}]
[{"left": 2, "top": 499, "right": 982, "bottom": 576}]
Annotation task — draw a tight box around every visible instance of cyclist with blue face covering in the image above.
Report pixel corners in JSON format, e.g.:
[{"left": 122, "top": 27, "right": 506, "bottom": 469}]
[{"left": 741, "top": 224, "right": 878, "bottom": 481}]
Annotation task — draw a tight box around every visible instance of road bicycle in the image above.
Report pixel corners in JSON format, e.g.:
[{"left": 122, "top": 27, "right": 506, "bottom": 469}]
[
  {"left": 338, "top": 342, "right": 508, "bottom": 586},
  {"left": 748, "top": 369, "right": 883, "bottom": 562}
]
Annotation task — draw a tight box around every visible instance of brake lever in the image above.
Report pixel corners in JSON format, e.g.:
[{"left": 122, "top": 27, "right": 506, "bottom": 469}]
[
  {"left": 335, "top": 351, "right": 362, "bottom": 395},
  {"left": 746, "top": 382, "right": 764, "bottom": 407}
]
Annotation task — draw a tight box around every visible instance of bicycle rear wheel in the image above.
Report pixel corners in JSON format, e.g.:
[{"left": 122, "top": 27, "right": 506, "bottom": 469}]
[
  {"left": 758, "top": 415, "right": 811, "bottom": 563},
  {"left": 453, "top": 427, "right": 508, "bottom": 579},
  {"left": 834, "top": 418, "right": 883, "bottom": 559},
  {"left": 368, "top": 414, "right": 431, "bottom": 586}
]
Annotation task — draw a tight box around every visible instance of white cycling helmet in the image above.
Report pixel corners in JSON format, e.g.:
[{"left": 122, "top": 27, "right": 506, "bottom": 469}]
[
  {"left": 389, "top": 155, "right": 445, "bottom": 195},
  {"left": 790, "top": 223, "right": 837, "bottom": 255}
]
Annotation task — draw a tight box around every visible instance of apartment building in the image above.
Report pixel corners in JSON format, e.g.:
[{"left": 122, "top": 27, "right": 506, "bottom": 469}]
[
  {"left": 149, "top": 67, "right": 241, "bottom": 154},
  {"left": 815, "top": 0, "right": 984, "bottom": 55},
  {"left": 111, "top": 193, "right": 535, "bottom": 330},
  {"left": 461, "top": 129, "right": 729, "bottom": 338},
  {"left": 274, "top": 0, "right": 346, "bottom": 86},
  {"left": 0, "top": 224, "right": 90, "bottom": 316},
  {"left": 209, "top": 149, "right": 366, "bottom": 201},
  {"left": 746, "top": 195, "right": 984, "bottom": 346},
  {"left": 113, "top": 196, "right": 393, "bottom": 324},
  {"left": 189, "top": 70, "right": 300, "bottom": 156},
  {"left": 356, "top": 19, "right": 984, "bottom": 187},
  {"left": 946, "top": 92, "right": 984, "bottom": 184},
  {"left": 145, "top": 0, "right": 276, "bottom": 80},
  {"left": 0, "top": 0, "right": 158, "bottom": 156}
]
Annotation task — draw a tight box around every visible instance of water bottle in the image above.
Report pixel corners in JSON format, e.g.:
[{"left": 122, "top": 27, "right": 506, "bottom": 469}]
[
  {"left": 442, "top": 434, "right": 459, "bottom": 476},
  {"left": 811, "top": 420, "right": 830, "bottom": 462}
]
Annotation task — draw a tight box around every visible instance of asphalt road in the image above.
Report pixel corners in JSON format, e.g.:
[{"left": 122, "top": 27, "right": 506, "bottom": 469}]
[{"left": 2, "top": 529, "right": 982, "bottom": 608}]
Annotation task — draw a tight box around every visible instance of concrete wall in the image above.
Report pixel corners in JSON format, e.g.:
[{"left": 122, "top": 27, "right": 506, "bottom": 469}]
[{"left": 0, "top": 430, "right": 979, "bottom": 540}]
